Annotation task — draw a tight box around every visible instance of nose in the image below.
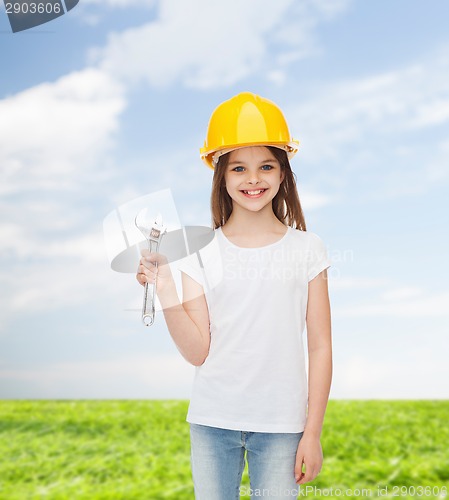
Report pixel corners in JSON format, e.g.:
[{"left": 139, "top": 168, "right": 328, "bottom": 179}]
[{"left": 246, "top": 170, "right": 261, "bottom": 184}]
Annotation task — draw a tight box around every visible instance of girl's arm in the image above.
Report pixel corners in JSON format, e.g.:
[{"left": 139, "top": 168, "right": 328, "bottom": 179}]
[
  {"left": 138, "top": 251, "right": 211, "bottom": 367},
  {"left": 305, "top": 268, "right": 332, "bottom": 437},
  {"left": 295, "top": 268, "right": 332, "bottom": 484},
  {"left": 157, "top": 273, "right": 211, "bottom": 367}
]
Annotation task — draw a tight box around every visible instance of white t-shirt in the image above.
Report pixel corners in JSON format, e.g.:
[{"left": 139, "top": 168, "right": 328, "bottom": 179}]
[{"left": 178, "top": 226, "right": 331, "bottom": 433}]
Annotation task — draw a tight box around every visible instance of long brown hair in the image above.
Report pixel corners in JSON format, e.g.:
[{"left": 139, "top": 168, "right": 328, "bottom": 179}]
[{"left": 210, "top": 146, "right": 307, "bottom": 231}]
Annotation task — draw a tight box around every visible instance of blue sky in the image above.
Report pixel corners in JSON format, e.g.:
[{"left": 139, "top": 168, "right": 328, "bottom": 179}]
[{"left": 1, "top": 0, "right": 448, "bottom": 399}]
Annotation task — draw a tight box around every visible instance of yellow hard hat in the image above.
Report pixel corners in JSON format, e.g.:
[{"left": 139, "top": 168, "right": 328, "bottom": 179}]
[{"left": 200, "top": 92, "right": 299, "bottom": 169}]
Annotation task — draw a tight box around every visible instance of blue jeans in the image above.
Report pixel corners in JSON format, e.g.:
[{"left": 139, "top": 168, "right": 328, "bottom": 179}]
[{"left": 189, "top": 423, "right": 304, "bottom": 499}]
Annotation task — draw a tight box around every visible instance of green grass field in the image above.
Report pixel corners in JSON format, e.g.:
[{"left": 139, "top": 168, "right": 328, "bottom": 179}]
[{"left": 0, "top": 400, "right": 448, "bottom": 499}]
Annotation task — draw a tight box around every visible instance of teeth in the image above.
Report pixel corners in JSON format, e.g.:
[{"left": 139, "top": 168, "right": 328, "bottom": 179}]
[{"left": 243, "top": 189, "right": 264, "bottom": 195}]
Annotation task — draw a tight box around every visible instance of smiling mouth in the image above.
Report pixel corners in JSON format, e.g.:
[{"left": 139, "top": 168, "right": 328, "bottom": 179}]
[{"left": 240, "top": 189, "right": 267, "bottom": 197}]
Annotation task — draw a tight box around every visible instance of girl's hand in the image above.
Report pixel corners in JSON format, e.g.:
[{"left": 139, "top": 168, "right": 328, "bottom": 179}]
[
  {"left": 294, "top": 434, "right": 323, "bottom": 485},
  {"left": 136, "top": 250, "right": 174, "bottom": 295}
]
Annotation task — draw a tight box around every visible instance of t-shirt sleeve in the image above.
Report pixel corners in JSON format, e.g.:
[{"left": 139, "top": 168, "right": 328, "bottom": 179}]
[
  {"left": 177, "top": 252, "right": 205, "bottom": 287},
  {"left": 307, "top": 232, "right": 331, "bottom": 282}
]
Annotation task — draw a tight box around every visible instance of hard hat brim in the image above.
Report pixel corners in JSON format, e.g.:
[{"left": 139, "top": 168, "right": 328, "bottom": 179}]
[{"left": 200, "top": 140, "right": 300, "bottom": 170}]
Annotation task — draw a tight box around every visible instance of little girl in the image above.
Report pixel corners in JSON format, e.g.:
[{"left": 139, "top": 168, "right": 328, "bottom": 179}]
[{"left": 137, "top": 92, "right": 332, "bottom": 499}]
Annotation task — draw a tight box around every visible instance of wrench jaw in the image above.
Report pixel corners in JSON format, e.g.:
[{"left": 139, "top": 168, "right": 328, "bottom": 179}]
[{"left": 135, "top": 210, "right": 168, "bottom": 326}]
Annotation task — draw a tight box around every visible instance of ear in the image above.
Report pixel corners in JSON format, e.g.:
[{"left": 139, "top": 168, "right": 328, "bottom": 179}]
[{"left": 280, "top": 169, "right": 285, "bottom": 184}]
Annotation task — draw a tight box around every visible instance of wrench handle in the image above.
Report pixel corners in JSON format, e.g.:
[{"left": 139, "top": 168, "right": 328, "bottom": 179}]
[
  {"left": 141, "top": 239, "right": 159, "bottom": 326},
  {"left": 142, "top": 281, "right": 155, "bottom": 326}
]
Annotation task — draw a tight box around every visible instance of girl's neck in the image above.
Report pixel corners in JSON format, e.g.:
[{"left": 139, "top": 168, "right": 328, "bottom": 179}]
[{"left": 223, "top": 206, "right": 286, "bottom": 237}]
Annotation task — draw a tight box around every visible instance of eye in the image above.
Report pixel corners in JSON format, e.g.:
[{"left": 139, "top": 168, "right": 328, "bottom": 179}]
[
  {"left": 261, "top": 164, "right": 274, "bottom": 171},
  {"left": 231, "top": 166, "right": 244, "bottom": 172}
]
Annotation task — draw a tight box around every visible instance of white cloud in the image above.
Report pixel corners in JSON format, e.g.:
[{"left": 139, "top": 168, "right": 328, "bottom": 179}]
[
  {"left": 298, "top": 189, "right": 333, "bottom": 210},
  {"left": 0, "top": 67, "right": 126, "bottom": 196},
  {"left": 0, "top": 354, "right": 194, "bottom": 398},
  {"left": 327, "top": 275, "right": 448, "bottom": 319},
  {"left": 422, "top": 137, "right": 449, "bottom": 183},
  {"left": 329, "top": 276, "right": 390, "bottom": 290},
  {"left": 0, "top": 220, "right": 185, "bottom": 322},
  {"left": 0, "top": 67, "right": 131, "bottom": 325},
  {"left": 273, "top": 0, "right": 351, "bottom": 57},
  {"left": 332, "top": 350, "right": 449, "bottom": 399},
  {"left": 3, "top": 253, "right": 119, "bottom": 315},
  {"left": 90, "top": 0, "right": 351, "bottom": 89},
  {"left": 380, "top": 286, "right": 423, "bottom": 301},
  {"left": 288, "top": 45, "right": 449, "bottom": 194},
  {"left": 0, "top": 198, "right": 119, "bottom": 324},
  {"left": 311, "top": 0, "right": 352, "bottom": 18},
  {"left": 266, "top": 70, "right": 287, "bottom": 86},
  {"left": 0, "top": 223, "right": 24, "bottom": 256},
  {"left": 334, "top": 290, "right": 449, "bottom": 318}
]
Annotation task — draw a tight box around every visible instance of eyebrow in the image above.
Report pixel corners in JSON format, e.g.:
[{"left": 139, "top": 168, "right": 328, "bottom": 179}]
[{"left": 228, "top": 159, "right": 278, "bottom": 166}]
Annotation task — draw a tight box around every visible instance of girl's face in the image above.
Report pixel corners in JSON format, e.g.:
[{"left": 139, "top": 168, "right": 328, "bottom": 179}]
[{"left": 224, "top": 146, "right": 285, "bottom": 213}]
